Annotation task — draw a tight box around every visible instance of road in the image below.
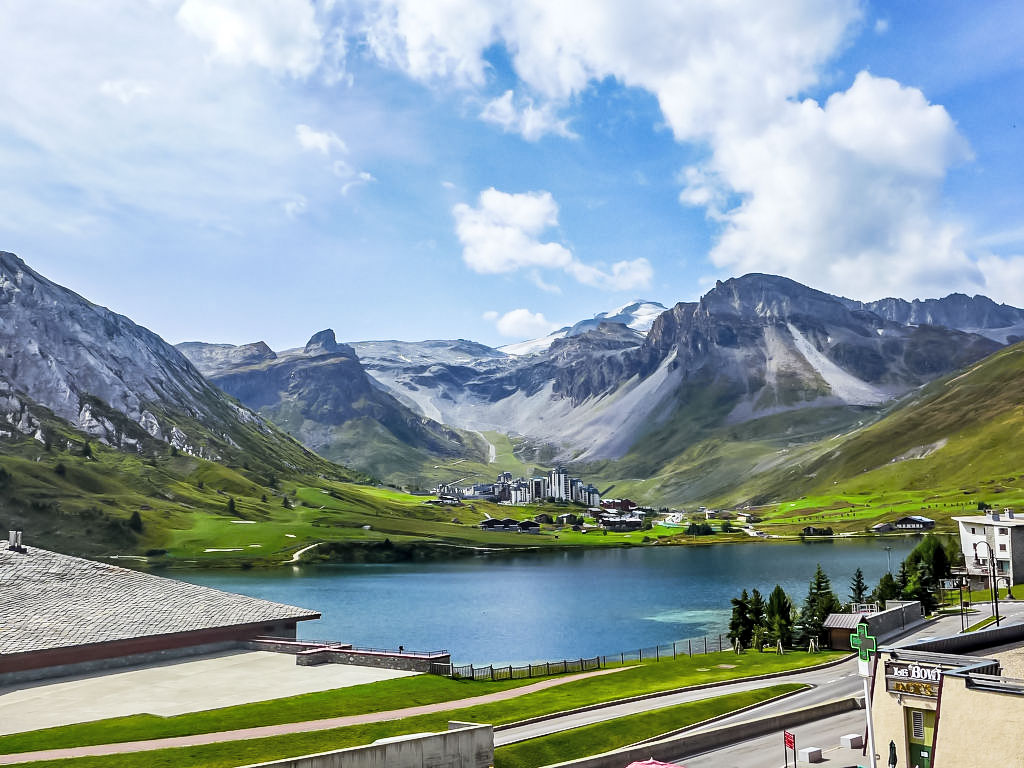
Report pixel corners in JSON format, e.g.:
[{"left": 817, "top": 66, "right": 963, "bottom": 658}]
[{"left": 499, "top": 604, "right": 1024, "bottom": 751}]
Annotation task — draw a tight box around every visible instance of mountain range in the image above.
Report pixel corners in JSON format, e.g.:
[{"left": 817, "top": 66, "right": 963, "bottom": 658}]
[
  {"left": 177, "top": 271, "right": 1010, "bottom": 504},
  {"left": 2, "top": 248, "right": 1023, "bottom": 518}
]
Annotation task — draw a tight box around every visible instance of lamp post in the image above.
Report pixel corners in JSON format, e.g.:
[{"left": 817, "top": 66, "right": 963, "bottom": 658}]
[
  {"left": 884, "top": 545, "right": 893, "bottom": 574},
  {"left": 973, "top": 540, "right": 1001, "bottom": 627}
]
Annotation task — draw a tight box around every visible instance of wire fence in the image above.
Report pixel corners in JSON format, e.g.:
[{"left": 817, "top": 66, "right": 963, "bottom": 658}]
[{"left": 429, "top": 634, "right": 737, "bottom": 679}]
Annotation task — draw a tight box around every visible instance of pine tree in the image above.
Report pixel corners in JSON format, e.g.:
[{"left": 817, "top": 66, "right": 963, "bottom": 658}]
[
  {"left": 749, "top": 588, "right": 768, "bottom": 651},
  {"left": 799, "top": 564, "right": 842, "bottom": 645},
  {"left": 128, "top": 510, "right": 143, "bottom": 533},
  {"left": 728, "top": 589, "right": 754, "bottom": 648},
  {"left": 226, "top": 496, "right": 236, "bottom": 515},
  {"left": 282, "top": 495, "right": 291, "bottom": 509},
  {"left": 81, "top": 440, "right": 92, "bottom": 458},
  {"left": 896, "top": 561, "right": 910, "bottom": 595},
  {"left": 766, "top": 584, "right": 794, "bottom": 648},
  {"left": 849, "top": 567, "right": 868, "bottom": 604}
]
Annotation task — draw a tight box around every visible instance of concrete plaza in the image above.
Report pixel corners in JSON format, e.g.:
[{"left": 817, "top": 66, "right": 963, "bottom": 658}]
[{"left": 0, "top": 650, "right": 416, "bottom": 735}]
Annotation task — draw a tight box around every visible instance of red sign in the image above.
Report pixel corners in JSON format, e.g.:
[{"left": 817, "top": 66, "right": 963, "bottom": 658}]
[{"left": 784, "top": 731, "right": 795, "bottom": 749}]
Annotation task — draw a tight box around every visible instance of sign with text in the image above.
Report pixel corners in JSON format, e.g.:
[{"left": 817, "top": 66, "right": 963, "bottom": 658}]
[
  {"left": 784, "top": 731, "right": 795, "bottom": 749},
  {"left": 885, "top": 660, "right": 942, "bottom": 698}
]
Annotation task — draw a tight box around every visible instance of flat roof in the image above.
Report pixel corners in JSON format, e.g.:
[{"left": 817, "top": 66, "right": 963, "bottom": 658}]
[
  {"left": 0, "top": 542, "right": 319, "bottom": 656},
  {"left": 953, "top": 515, "right": 1024, "bottom": 527}
]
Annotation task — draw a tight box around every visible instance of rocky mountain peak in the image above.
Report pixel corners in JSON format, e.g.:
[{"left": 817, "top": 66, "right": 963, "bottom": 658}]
[{"left": 304, "top": 329, "right": 339, "bottom": 355}]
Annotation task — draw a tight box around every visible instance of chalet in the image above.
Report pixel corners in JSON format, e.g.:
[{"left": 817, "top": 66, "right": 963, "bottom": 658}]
[
  {"left": 736, "top": 512, "right": 762, "bottom": 524},
  {"left": 872, "top": 522, "right": 895, "bottom": 533},
  {"left": 556, "top": 513, "right": 580, "bottom": 526},
  {"left": 517, "top": 520, "right": 541, "bottom": 534},
  {"left": 534, "top": 513, "right": 554, "bottom": 524},
  {"left": 600, "top": 517, "right": 644, "bottom": 532},
  {"left": 894, "top": 515, "right": 935, "bottom": 531},
  {"left": 802, "top": 526, "right": 833, "bottom": 536}
]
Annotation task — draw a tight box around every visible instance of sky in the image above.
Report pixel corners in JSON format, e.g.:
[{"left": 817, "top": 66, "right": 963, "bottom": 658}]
[{"left": 2, "top": 1, "right": 1024, "bottom": 350}]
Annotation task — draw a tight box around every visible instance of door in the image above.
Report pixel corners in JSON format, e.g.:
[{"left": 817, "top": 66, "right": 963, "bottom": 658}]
[{"left": 905, "top": 708, "right": 935, "bottom": 768}]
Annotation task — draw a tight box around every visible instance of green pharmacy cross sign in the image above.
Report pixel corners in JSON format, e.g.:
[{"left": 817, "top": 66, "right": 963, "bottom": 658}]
[{"left": 850, "top": 623, "right": 877, "bottom": 663}]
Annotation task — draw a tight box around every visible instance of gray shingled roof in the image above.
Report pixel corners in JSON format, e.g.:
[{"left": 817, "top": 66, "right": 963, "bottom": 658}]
[
  {"left": 0, "top": 542, "right": 319, "bottom": 656},
  {"left": 823, "top": 612, "right": 867, "bottom": 629}
]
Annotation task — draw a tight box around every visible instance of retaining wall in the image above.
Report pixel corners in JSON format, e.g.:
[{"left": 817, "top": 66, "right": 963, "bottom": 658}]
[
  {"left": 295, "top": 647, "right": 449, "bottom": 673},
  {"left": 237, "top": 721, "right": 492, "bottom": 768}
]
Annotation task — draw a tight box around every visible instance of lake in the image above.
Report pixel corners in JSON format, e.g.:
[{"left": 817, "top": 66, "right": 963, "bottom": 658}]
[{"left": 180, "top": 538, "right": 919, "bottom": 664}]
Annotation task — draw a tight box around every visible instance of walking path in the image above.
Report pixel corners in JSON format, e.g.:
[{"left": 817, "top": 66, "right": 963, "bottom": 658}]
[{"left": 0, "top": 667, "right": 626, "bottom": 764}]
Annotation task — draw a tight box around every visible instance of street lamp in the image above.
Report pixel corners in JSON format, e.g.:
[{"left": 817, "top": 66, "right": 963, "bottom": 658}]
[{"left": 973, "top": 541, "right": 1001, "bottom": 627}]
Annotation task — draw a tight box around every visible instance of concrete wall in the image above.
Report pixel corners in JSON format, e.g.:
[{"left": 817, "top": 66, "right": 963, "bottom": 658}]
[
  {"left": 537, "top": 698, "right": 862, "bottom": 768},
  {"left": 897, "top": 620, "right": 1024, "bottom": 656},
  {"left": 237, "top": 722, "right": 493, "bottom": 768},
  {"left": 296, "top": 648, "right": 450, "bottom": 673},
  {"left": 869, "top": 600, "right": 924, "bottom": 639}
]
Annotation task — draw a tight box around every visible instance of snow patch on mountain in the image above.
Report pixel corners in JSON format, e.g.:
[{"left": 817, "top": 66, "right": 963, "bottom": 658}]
[{"left": 500, "top": 300, "right": 666, "bottom": 356}]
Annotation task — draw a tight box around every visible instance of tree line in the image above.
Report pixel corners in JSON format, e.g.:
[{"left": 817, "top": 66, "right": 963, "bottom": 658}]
[{"left": 727, "top": 534, "right": 959, "bottom": 649}]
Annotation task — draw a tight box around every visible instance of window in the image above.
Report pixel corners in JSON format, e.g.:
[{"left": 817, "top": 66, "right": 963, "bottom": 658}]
[
  {"left": 999, "top": 560, "right": 1010, "bottom": 573},
  {"left": 971, "top": 527, "right": 977, "bottom": 534},
  {"left": 999, "top": 527, "right": 1009, "bottom": 535},
  {"left": 912, "top": 710, "right": 925, "bottom": 740},
  {"left": 1000, "top": 543, "right": 1008, "bottom": 551}
]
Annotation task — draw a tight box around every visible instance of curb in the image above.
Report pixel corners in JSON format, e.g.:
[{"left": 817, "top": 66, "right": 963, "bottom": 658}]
[{"left": 494, "top": 651, "right": 854, "bottom": 732}]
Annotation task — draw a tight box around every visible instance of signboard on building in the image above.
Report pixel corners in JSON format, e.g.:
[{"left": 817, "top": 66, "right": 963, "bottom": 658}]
[{"left": 885, "top": 660, "right": 942, "bottom": 698}]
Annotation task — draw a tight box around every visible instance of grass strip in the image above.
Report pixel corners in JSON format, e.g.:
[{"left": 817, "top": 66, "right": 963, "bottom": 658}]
[
  {"left": 0, "top": 650, "right": 842, "bottom": 755},
  {"left": 9, "top": 683, "right": 808, "bottom": 768},
  {"left": 494, "top": 683, "right": 807, "bottom": 768},
  {"left": 965, "top": 615, "right": 999, "bottom": 632}
]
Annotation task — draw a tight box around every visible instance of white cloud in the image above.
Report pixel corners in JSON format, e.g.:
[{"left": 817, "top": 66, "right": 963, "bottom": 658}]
[
  {"left": 453, "top": 188, "right": 573, "bottom": 274},
  {"left": 296, "top": 123, "right": 347, "bottom": 154},
  {"left": 453, "top": 188, "right": 652, "bottom": 291},
  {"left": 874, "top": 18, "right": 890, "bottom": 34},
  {"left": 176, "top": 0, "right": 325, "bottom": 78},
  {"left": 283, "top": 195, "right": 308, "bottom": 218},
  {"left": 99, "top": 79, "right": 152, "bottom": 104},
  {"left": 486, "top": 308, "right": 559, "bottom": 338},
  {"left": 363, "top": 2, "right": 1003, "bottom": 300},
  {"left": 480, "top": 90, "right": 576, "bottom": 141},
  {"left": 690, "top": 72, "right": 977, "bottom": 299}
]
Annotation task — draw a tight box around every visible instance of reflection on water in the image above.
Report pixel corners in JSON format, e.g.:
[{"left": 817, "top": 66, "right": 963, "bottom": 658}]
[{"left": 179, "top": 538, "right": 918, "bottom": 664}]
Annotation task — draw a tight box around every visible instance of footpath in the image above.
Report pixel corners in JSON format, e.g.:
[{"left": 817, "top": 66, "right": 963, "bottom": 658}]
[{"left": 0, "top": 667, "right": 628, "bottom": 765}]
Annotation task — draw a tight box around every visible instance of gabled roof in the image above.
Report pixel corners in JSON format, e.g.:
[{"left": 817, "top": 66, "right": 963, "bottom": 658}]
[
  {"left": 824, "top": 613, "right": 867, "bottom": 629},
  {"left": 0, "top": 542, "right": 319, "bottom": 657}
]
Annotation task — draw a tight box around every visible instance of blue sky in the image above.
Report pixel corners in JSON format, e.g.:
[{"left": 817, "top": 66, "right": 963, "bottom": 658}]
[{"left": 2, "top": 1, "right": 1023, "bottom": 350}]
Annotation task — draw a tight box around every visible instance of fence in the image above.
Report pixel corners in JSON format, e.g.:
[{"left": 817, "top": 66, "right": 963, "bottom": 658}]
[
  {"left": 430, "top": 633, "right": 736, "bottom": 679},
  {"left": 430, "top": 656, "right": 602, "bottom": 680}
]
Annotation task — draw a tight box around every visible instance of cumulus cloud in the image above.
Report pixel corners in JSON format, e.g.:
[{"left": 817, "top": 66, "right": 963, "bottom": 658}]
[
  {"left": 453, "top": 188, "right": 652, "bottom": 291},
  {"left": 685, "top": 72, "right": 976, "bottom": 298},
  {"left": 296, "top": 123, "right": 347, "bottom": 154},
  {"left": 485, "top": 308, "right": 559, "bottom": 338},
  {"left": 480, "top": 90, "right": 576, "bottom": 141},
  {"left": 365, "top": 0, "right": 1011, "bottom": 301},
  {"left": 176, "top": 0, "right": 325, "bottom": 78}
]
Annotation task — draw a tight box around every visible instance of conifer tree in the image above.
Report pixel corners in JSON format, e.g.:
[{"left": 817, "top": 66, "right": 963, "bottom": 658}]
[
  {"left": 849, "top": 567, "right": 868, "bottom": 604},
  {"left": 749, "top": 588, "right": 768, "bottom": 651},
  {"left": 799, "top": 564, "right": 841, "bottom": 644},
  {"left": 728, "top": 589, "right": 753, "bottom": 647},
  {"left": 226, "top": 496, "right": 236, "bottom": 515},
  {"left": 871, "top": 572, "right": 901, "bottom": 607},
  {"left": 766, "top": 584, "right": 794, "bottom": 647}
]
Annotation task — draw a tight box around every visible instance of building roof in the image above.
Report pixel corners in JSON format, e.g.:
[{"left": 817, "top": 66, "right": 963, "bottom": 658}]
[
  {"left": 0, "top": 542, "right": 319, "bottom": 657},
  {"left": 896, "top": 515, "right": 934, "bottom": 524},
  {"left": 953, "top": 515, "right": 1024, "bottom": 527},
  {"left": 823, "top": 613, "right": 867, "bottom": 629}
]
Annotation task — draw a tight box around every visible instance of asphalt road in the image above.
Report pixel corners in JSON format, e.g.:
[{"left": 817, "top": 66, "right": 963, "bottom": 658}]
[{"left": 498, "top": 604, "right": 1024, "bottom": 750}]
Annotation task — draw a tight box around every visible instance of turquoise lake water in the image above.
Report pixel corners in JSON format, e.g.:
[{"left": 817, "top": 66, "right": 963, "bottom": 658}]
[{"left": 180, "top": 538, "right": 918, "bottom": 664}]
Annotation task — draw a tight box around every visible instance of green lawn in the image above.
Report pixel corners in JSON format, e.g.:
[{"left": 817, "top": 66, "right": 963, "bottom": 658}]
[
  {"left": 494, "top": 683, "right": 807, "bottom": 768},
  {"left": 1, "top": 650, "right": 843, "bottom": 761}
]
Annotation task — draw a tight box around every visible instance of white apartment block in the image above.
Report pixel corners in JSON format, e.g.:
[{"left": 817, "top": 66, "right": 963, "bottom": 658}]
[{"left": 953, "top": 509, "right": 1024, "bottom": 587}]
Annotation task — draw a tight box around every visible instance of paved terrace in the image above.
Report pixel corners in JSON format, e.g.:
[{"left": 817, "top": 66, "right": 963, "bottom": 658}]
[{"left": 0, "top": 541, "right": 319, "bottom": 657}]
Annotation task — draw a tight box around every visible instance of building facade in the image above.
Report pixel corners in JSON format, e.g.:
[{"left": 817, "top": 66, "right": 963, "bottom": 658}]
[{"left": 953, "top": 510, "right": 1024, "bottom": 586}]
